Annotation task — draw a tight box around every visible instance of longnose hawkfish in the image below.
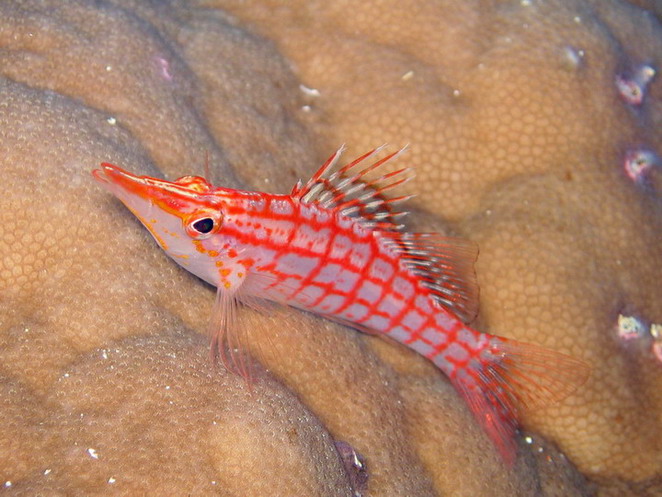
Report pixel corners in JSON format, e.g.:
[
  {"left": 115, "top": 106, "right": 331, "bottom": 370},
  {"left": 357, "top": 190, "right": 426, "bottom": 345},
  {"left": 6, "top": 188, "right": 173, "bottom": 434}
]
[{"left": 92, "top": 146, "right": 589, "bottom": 464}]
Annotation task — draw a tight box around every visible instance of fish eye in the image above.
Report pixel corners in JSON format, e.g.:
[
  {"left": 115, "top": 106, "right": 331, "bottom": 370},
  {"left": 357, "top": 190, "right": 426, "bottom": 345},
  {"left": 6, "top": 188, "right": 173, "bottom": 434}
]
[
  {"left": 192, "top": 217, "right": 215, "bottom": 234},
  {"left": 185, "top": 211, "right": 223, "bottom": 239}
]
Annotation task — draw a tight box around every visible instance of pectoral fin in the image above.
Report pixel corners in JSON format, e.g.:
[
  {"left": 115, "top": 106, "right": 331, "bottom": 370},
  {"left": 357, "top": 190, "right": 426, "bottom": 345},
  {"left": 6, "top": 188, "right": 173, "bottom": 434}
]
[
  {"left": 208, "top": 286, "right": 249, "bottom": 380},
  {"left": 208, "top": 265, "right": 296, "bottom": 384},
  {"left": 207, "top": 262, "right": 257, "bottom": 382}
]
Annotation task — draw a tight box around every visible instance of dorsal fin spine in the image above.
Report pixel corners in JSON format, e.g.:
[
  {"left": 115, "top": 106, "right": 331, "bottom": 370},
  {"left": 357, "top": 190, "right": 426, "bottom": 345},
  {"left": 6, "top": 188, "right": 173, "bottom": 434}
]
[
  {"left": 337, "top": 145, "right": 386, "bottom": 175},
  {"left": 297, "top": 145, "right": 345, "bottom": 200},
  {"left": 293, "top": 145, "right": 413, "bottom": 232},
  {"left": 333, "top": 172, "right": 412, "bottom": 212},
  {"left": 385, "top": 195, "right": 415, "bottom": 206},
  {"left": 340, "top": 205, "right": 360, "bottom": 217},
  {"left": 301, "top": 183, "right": 324, "bottom": 203}
]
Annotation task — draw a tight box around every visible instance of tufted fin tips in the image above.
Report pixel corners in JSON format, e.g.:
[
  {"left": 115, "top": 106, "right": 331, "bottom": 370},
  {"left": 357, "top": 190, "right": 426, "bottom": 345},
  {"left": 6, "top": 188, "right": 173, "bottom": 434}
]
[
  {"left": 380, "top": 232, "right": 480, "bottom": 323},
  {"left": 292, "top": 146, "right": 414, "bottom": 231}
]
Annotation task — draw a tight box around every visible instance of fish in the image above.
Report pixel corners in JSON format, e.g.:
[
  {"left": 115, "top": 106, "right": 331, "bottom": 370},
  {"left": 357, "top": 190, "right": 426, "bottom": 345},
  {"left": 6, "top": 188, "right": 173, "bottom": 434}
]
[{"left": 92, "top": 146, "right": 590, "bottom": 464}]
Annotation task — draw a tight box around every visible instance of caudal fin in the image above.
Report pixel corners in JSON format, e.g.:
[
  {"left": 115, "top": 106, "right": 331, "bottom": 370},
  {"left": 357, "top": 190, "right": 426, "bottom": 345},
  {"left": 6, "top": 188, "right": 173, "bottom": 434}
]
[{"left": 446, "top": 336, "right": 590, "bottom": 465}]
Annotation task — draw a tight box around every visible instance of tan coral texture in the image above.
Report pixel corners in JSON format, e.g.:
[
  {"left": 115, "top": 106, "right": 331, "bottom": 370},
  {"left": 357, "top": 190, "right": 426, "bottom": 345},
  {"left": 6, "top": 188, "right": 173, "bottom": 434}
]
[{"left": 0, "top": 1, "right": 660, "bottom": 496}]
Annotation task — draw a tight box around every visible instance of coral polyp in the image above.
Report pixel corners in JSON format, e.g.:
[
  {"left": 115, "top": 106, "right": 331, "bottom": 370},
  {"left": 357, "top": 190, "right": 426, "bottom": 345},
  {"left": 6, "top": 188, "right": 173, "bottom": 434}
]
[
  {"left": 650, "top": 324, "right": 662, "bottom": 364},
  {"left": 617, "top": 314, "right": 648, "bottom": 341},
  {"left": 615, "top": 64, "right": 656, "bottom": 106},
  {"left": 623, "top": 147, "right": 660, "bottom": 185}
]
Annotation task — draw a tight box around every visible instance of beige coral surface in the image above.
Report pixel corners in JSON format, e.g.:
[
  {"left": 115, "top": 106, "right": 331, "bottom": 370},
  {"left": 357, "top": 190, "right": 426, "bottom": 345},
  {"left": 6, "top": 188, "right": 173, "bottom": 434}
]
[{"left": 0, "top": 0, "right": 661, "bottom": 495}]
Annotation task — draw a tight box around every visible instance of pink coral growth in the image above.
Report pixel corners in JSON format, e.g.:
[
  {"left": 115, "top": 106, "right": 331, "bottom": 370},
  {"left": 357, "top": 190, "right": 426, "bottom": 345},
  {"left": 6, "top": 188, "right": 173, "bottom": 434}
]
[
  {"left": 155, "top": 56, "right": 173, "bottom": 81},
  {"left": 335, "top": 441, "right": 368, "bottom": 497},
  {"left": 617, "top": 314, "right": 647, "bottom": 341},
  {"left": 615, "top": 64, "right": 656, "bottom": 106},
  {"left": 623, "top": 147, "right": 660, "bottom": 185},
  {"left": 650, "top": 324, "right": 662, "bottom": 364}
]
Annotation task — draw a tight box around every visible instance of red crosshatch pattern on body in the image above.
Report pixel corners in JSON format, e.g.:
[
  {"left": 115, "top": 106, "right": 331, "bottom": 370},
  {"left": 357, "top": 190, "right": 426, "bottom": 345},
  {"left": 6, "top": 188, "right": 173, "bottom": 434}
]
[{"left": 93, "top": 146, "right": 590, "bottom": 466}]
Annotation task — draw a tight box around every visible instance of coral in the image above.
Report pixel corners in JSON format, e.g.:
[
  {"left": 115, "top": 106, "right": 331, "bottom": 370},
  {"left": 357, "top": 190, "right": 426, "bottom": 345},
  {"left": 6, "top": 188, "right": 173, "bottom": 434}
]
[{"left": 0, "top": 0, "right": 659, "bottom": 495}]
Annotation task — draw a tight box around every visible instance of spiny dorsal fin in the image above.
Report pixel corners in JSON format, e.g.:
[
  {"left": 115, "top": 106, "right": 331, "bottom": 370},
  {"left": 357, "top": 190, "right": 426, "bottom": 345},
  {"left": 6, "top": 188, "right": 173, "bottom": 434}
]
[
  {"left": 291, "top": 146, "right": 414, "bottom": 231},
  {"left": 380, "top": 232, "right": 480, "bottom": 323}
]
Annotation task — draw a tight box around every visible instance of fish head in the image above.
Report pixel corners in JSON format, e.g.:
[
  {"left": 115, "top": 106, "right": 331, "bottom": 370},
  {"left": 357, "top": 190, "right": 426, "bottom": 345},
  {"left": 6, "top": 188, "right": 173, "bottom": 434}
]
[{"left": 92, "top": 163, "right": 229, "bottom": 283}]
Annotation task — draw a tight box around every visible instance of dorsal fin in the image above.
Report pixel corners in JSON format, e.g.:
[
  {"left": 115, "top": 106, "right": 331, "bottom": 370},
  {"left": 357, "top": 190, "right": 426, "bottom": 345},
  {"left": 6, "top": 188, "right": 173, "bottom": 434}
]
[
  {"left": 291, "top": 146, "right": 414, "bottom": 231},
  {"left": 380, "top": 232, "right": 480, "bottom": 323}
]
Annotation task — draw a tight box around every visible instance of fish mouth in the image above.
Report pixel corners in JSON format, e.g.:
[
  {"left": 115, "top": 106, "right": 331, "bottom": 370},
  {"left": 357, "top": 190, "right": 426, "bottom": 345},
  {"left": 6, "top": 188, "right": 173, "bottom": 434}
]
[
  {"left": 92, "top": 164, "right": 173, "bottom": 250},
  {"left": 92, "top": 163, "right": 221, "bottom": 214},
  {"left": 91, "top": 167, "right": 110, "bottom": 184},
  {"left": 92, "top": 163, "right": 199, "bottom": 199},
  {"left": 92, "top": 163, "right": 137, "bottom": 185},
  {"left": 92, "top": 163, "right": 127, "bottom": 181},
  {"left": 92, "top": 163, "right": 150, "bottom": 192},
  {"left": 92, "top": 163, "right": 162, "bottom": 220},
  {"left": 92, "top": 162, "right": 214, "bottom": 225},
  {"left": 91, "top": 162, "right": 223, "bottom": 231},
  {"left": 92, "top": 163, "right": 171, "bottom": 207}
]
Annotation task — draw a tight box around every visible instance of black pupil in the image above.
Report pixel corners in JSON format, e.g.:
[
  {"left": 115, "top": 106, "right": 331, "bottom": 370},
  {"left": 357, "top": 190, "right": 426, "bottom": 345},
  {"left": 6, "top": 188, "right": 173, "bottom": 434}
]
[{"left": 192, "top": 218, "right": 214, "bottom": 234}]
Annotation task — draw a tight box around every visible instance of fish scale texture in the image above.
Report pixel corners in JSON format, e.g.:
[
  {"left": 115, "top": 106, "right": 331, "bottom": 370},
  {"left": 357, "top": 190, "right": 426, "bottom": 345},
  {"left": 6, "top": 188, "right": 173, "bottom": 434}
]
[{"left": 0, "top": 0, "right": 659, "bottom": 496}]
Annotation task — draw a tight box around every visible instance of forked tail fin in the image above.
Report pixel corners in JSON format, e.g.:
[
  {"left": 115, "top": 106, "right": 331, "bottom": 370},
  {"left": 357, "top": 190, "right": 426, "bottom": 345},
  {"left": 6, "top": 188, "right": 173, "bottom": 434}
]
[{"left": 443, "top": 335, "right": 590, "bottom": 465}]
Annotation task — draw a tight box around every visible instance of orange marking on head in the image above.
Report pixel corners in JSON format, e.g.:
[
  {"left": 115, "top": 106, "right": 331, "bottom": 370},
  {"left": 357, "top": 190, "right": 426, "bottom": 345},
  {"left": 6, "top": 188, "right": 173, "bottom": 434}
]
[
  {"left": 128, "top": 209, "right": 169, "bottom": 251},
  {"left": 175, "top": 254, "right": 190, "bottom": 260},
  {"left": 175, "top": 175, "right": 213, "bottom": 193},
  {"left": 240, "top": 258, "right": 255, "bottom": 268},
  {"left": 208, "top": 250, "right": 219, "bottom": 257},
  {"left": 149, "top": 230, "right": 169, "bottom": 251},
  {"left": 220, "top": 268, "right": 232, "bottom": 277},
  {"left": 238, "top": 272, "right": 244, "bottom": 278},
  {"left": 215, "top": 260, "right": 224, "bottom": 267},
  {"left": 224, "top": 281, "right": 231, "bottom": 289},
  {"left": 228, "top": 248, "right": 238, "bottom": 258},
  {"left": 193, "top": 240, "right": 206, "bottom": 253}
]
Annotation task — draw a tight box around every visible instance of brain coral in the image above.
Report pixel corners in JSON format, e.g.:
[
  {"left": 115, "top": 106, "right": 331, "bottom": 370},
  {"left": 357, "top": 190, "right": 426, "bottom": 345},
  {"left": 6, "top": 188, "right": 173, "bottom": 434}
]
[{"left": 0, "top": 0, "right": 660, "bottom": 496}]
